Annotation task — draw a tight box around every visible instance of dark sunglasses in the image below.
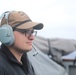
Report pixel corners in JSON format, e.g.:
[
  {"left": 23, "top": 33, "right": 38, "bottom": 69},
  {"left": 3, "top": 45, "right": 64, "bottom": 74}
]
[{"left": 13, "top": 28, "right": 37, "bottom": 37}]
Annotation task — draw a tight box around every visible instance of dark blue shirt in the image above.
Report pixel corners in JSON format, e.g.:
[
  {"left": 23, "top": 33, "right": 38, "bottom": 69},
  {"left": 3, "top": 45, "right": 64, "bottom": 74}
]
[{"left": 0, "top": 44, "right": 35, "bottom": 75}]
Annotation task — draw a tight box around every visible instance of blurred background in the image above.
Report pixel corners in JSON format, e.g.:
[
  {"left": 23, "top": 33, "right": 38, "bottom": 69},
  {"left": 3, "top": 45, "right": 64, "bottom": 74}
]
[{"left": 0, "top": 0, "right": 76, "bottom": 41}]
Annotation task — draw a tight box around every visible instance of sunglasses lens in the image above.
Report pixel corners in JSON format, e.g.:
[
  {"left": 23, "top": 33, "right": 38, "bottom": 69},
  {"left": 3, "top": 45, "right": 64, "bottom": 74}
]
[
  {"left": 14, "top": 28, "right": 37, "bottom": 37},
  {"left": 25, "top": 30, "right": 37, "bottom": 37}
]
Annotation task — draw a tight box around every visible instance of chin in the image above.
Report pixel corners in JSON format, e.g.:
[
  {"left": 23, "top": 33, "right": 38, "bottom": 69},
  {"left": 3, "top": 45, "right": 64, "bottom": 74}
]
[
  {"left": 28, "top": 46, "right": 32, "bottom": 50},
  {"left": 26, "top": 49, "right": 32, "bottom": 52},
  {"left": 26, "top": 47, "right": 32, "bottom": 51}
]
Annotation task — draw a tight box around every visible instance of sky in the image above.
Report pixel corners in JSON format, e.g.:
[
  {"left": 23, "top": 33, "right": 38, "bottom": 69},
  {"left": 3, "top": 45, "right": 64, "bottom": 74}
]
[{"left": 0, "top": 0, "right": 76, "bottom": 40}]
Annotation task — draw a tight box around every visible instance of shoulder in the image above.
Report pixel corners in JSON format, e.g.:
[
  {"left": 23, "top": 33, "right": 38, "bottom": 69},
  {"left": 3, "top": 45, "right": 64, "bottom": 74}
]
[
  {"left": 0, "top": 55, "right": 7, "bottom": 67},
  {"left": 0, "top": 51, "right": 9, "bottom": 68},
  {"left": 0, "top": 54, "right": 10, "bottom": 75}
]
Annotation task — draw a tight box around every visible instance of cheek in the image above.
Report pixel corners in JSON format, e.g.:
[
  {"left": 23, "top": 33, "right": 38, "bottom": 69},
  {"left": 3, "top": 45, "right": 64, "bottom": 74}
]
[
  {"left": 15, "top": 35, "right": 26, "bottom": 46},
  {"left": 14, "top": 38, "right": 32, "bottom": 51},
  {"left": 13, "top": 32, "right": 33, "bottom": 51},
  {"left": 14, "top": 32, "right": 26, "bottom": 46}
]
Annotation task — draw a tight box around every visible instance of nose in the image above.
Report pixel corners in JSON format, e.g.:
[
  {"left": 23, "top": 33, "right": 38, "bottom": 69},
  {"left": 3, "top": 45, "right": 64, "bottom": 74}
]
[{"left": 28, "top": 34, "right": 35, "bottom": 40}]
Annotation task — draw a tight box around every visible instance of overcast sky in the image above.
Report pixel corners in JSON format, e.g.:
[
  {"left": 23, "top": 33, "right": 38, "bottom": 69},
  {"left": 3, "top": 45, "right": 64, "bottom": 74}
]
[{"left": 0, "top": 0, "right": 76, "bottom": 40}]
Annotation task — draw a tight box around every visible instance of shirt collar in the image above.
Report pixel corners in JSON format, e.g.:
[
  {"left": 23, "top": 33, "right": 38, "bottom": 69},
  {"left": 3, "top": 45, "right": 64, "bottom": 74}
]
[{"left": 0, "top": 44, "right": 27, "bottom": 65}]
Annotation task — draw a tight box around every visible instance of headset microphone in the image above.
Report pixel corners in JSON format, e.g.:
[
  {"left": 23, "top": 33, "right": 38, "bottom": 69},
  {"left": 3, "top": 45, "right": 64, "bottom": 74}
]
[{"left": 32, "top": 45, "right": 38, "bottom": 56}]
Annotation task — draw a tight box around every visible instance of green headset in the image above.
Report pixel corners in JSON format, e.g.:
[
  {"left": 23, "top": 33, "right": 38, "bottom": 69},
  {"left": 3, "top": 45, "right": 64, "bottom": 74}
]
[{"left": 0, "top": 11, "right": 15, "bottom": 46}]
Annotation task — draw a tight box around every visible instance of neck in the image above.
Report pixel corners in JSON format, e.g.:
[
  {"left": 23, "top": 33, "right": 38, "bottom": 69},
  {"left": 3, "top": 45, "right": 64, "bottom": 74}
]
[{"left": 8, "top": 47, "right": 23, "bottom": 63}]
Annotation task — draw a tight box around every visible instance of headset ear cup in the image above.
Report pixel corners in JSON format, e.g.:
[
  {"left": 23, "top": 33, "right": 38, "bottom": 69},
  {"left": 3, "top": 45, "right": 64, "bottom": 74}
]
[{"left": 0, "top": 25, "right": 15, "bottom": 46}]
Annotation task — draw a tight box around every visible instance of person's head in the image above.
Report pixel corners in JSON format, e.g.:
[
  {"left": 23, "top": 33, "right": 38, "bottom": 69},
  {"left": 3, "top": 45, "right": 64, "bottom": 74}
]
[{"left": 0, "top": 11, "right": 43, "bottom": 52}]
